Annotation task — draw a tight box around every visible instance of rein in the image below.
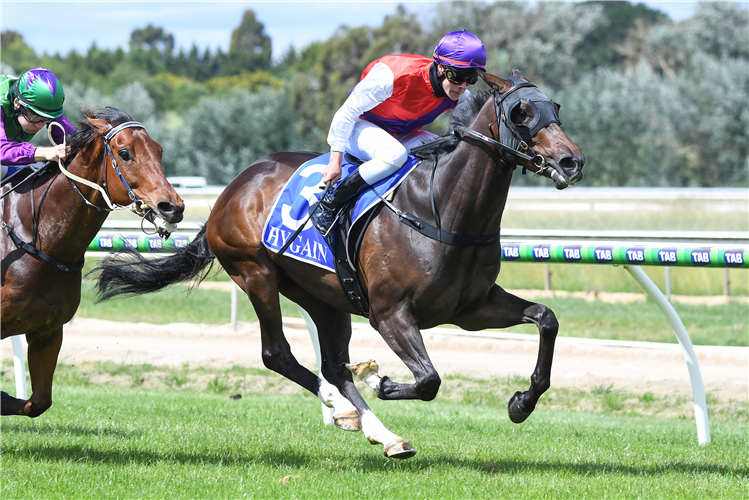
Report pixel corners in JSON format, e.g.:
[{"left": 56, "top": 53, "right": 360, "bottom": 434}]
[
  {"left": 1, "top": 119, "right": 174, "bottom": 273},
  {"left": 376, "top": 84, "right": 565, "bottom": 247}
]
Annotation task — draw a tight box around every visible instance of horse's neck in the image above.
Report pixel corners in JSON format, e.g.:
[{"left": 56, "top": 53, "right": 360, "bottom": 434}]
[
  {"left": 40, "top": 147, "right": 111, "bottom": 260},
  {"left": 429, "top": 137, "right": 513, "bottom": 236}
]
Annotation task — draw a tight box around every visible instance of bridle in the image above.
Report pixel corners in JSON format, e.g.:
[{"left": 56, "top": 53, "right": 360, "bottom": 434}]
[
  {"left": 377, "top": 81, "right": 573, "bottom": 246},
  {"left": 52, "top": 121, "right": 176, "bottom": 237},
  {"left": 0, "top": 120, "right": 176, "bottom": 274},
  {"left": 60, "top": 120, "right": 144, "bottom": 212},
  {"left": 453, "top": 81, "right": 572, "bottom": 188}
]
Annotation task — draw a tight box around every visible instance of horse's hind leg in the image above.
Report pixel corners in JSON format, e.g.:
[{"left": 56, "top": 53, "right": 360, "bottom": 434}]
[
  {"left": 454, "top": 285, "right": 559, "bottom": 424},
  {"left": 1, "top": 328, "right": 63, "bottom": 417}
]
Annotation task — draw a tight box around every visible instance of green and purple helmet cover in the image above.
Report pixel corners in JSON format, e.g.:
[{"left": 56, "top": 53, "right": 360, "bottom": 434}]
[{"left": 12, "top": 67, "right": 66, "bottom": 119}]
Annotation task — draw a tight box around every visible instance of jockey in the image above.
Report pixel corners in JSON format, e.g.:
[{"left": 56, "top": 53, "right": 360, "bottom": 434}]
[
  {"left": 310, "top": 29, "right": 487, "bottom": 235},
  {"left": 1, "top": 67, "right": 75, "bottom": 182}
]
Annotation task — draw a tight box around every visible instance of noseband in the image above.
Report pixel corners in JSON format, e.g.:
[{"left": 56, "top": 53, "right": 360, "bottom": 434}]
[{"left": 453, "top": 80, "right": 570, "bottom": 188}]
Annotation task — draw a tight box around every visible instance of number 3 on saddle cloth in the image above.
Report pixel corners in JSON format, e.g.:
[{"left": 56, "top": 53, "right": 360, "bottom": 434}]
[{"left": 262, "top": 152, "right": 422, "bottom": 317}]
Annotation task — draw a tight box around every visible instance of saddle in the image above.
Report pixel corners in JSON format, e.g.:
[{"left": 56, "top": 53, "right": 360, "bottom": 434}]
[{"left": 329, "top": 183, "right": 383, "bottom": 317}]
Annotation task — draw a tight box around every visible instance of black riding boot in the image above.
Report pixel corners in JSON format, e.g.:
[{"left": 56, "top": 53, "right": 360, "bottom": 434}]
[{"left": 310, "top": 170, "right": 368, "bottom": 235}]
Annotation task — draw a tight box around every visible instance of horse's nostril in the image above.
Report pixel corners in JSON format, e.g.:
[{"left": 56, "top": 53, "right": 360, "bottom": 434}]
[
  {"left": 559, "top": 157, "right": 578, "bottom": 174},
  {"left": 158, "top": 201, "right": 175, "bottom": 214},
  {"left": 157, "top": 201, "right": 184, "bottom": 223}
]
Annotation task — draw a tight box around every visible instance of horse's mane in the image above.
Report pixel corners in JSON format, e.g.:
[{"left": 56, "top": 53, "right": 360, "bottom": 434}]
[
  {"left": 65, "top": 106, "right": 134, "bottom": 164},
  {"left": 412, "top": 89, "right": 493, "bottom": 161}
]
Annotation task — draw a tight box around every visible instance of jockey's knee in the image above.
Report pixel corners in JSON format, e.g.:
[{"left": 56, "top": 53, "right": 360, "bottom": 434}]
[{"left": 359, "top": 145, "right": 408, "bottom": 185}]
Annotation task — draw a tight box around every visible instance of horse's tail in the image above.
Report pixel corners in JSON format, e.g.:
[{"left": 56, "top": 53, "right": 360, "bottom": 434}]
[{"left": 93, "top": 224, "right": 216, "bottom": 302}]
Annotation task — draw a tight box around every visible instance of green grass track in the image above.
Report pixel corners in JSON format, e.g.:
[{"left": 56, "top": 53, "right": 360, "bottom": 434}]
[{"left": 2, "top": 386, "right": 747, "bottom": 499}]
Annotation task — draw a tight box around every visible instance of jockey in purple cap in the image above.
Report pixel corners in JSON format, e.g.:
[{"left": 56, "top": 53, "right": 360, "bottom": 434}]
[
  {"left": 310, "top": 30, "right": 487, "bottom": 235},
  {"left": 1, "top": 67, "right": 76, "bottom": 182}
]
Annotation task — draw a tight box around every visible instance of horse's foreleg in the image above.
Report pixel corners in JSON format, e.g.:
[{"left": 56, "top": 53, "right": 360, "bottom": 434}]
[
  {"left": 454, "top": 285, "right": 558, "bottom": 424},
  {"left": 365, "top": 305, "right": 442, "bottom": 402},
  {"left": 285, "top": 290, "right": 416, "bottom": 458},
  {"left": 18, "top": 328, "right": 63, "bottom": 417},
  {"left": 317, "top": 321, "right": 416, "bottom": 458},
  {"left": 225, "top": 262, "right": 334, "bottom": 405}
]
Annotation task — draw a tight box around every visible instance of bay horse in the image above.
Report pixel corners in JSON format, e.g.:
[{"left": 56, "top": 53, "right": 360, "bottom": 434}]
[
  {"left": 94, "top": 70, "right": 585, "bottom": 458},
  {"left": 1, "top": 106, "right": 184, "bottom": 417}
]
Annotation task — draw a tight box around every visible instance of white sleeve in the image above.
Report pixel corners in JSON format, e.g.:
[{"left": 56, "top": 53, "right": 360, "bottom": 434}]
[{"left": 327, "top": 62, "right": 394, "bottom": 152}]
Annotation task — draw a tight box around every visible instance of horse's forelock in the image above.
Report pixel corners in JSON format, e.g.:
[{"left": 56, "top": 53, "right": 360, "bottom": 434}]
[{"left": 67, "top": 106, "right": 134, "bottom": 162}]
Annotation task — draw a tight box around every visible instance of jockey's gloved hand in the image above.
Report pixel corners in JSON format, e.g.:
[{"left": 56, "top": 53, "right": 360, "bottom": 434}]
[{"left": 34, "top": 144, "right": 68, "bottom": 163}]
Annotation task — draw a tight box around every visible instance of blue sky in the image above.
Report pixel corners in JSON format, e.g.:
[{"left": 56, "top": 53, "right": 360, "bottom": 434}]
[{"left": 2, "top": 1, "right": 703, "bottom": 61}]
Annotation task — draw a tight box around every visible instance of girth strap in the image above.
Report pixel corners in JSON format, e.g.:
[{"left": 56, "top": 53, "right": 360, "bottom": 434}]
[
  {"left": 397, "top": 212, "right": 500, "bottom": 246},
  {"left": 1, "top": 220, "right": 82, "bottom": 273}
]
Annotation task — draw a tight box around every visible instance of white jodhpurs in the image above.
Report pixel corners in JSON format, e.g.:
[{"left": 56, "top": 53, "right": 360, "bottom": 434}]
[{"left": 345, "top": 119, "right": 437, "bottom": 185}]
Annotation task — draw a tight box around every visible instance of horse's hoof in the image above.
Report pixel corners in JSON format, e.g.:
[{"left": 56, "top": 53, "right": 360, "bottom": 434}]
[
  {"left": 383, "top": 438, "right": 417, "bottom": 459},
  {"left": 346, "top": 359, "right": 379, "bottom": 380},
  {"left": 1, "top": 391, "right": 29, "bottom": 416},
  {"left": 333, "top": 410, "right": 361, "bottom": 432},
  {"left": 507, "top": 391, "right": 532, "bottom": 424}
]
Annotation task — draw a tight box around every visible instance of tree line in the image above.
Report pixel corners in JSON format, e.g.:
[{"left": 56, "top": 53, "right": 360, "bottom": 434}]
[{"left": 1, "top": 1, "right": 746, "bottom": 187}]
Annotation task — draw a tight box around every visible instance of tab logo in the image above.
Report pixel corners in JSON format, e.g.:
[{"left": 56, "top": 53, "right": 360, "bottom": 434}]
[
  {"left": 98, "top": 236, "right": 113, "bottom": 249},
  {"left": 532, "top": 245, "right": 551, "bottom": 261},
  {"left": 626, "top": 248, "right": 646, "bottom": 264},
  {"left": 148, "top": 238, "right": 163, "bottom": 251},
  {"left": 173, "top": 236, "right": 190, "bottom": 248},
  {"left": 124, "top": 236, "right": 139, "bottom": 249},
  {"left": 502, "top": 244, "right": 520, "bottom": 261},
  {"left": 563, "top": 246, "right": 582, "bottom": 262},
  {"left": 658, "top": 248, "right": 678, "bottom": 264},
  {"left": 690, "top": 248, "right": 711, "bottom": 266},
  {"left": 594, "top": 247, "right": 613, "bottom": 263},
  {"left": 723, "top": 250, "right": 745, "bottom": 267}
]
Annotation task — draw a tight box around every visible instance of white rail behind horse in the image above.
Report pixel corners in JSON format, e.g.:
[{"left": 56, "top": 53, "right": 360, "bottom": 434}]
[{"left": 11, "top": 228, "right": 749, "bottom": 445}]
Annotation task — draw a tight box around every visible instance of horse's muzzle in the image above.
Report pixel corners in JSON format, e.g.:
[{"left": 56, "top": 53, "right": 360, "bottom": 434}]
[
  {"left": 156, "top": 200, "right": 185, "bottom": 224},
  {"left": 552, "top": 151, "right": 586, "bottom": 189}
]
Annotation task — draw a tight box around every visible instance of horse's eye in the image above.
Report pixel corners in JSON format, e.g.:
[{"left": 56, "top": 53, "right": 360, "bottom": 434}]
[
  {"left": 511, "top": 103, "right": 534, "bottom": 127},
  {"left": 118, "top": 148, "right": 132, "bottom": 161}
]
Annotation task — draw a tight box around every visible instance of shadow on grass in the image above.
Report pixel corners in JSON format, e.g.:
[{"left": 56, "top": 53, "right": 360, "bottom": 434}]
[{"left": 3, "top": 438, "right": 745, "bottom": 479}]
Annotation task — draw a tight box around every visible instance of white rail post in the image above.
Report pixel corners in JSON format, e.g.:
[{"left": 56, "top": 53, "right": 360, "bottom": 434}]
[
  {"left": 230, "top": 281, "right": 238, "bottom": 331},
  {"left": 624, "top": 265, "right": 711, "bottom": 445},
  {"left": 11, "top": 335, "right": 28, "bottom": 400},
  {"left": 295, "top": 305, "right": 335, "bottom": 425}
]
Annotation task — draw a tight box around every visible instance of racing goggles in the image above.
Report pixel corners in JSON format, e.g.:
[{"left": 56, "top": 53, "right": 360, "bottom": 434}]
[
  {"left": 444, "top": 66, "right": 479, "bottom": 86},
  {"left": 19, "top": 105, "right": 53, "bottom": 125}
]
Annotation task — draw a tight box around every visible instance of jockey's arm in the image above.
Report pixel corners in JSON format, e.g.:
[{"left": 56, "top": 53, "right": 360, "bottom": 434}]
[
  {"left": 0, "top": 112, "right": 36, "bottom": 166},
  {"left": 0, "top": 112, "right": 75, "bottom": 166},
  {"left": 323, "top": 63, "right": 395, "bottom": 184}
]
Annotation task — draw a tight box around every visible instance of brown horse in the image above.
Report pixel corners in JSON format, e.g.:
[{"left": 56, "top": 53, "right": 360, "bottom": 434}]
[
  {"left": 94, "top": 70, "right": 585, "bottom": 458},
  {"left": 1, "top": 106, "right": 184, "bottom": 417}
]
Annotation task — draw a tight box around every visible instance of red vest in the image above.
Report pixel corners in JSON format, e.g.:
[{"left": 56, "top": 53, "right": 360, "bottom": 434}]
[{"left": 359, "top": 54, "right": 458, "bottom": 136}]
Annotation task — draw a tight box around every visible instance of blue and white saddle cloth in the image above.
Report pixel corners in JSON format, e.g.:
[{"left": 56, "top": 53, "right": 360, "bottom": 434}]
[{"left": 262, "top": 153, "right": 421, "bottom": 272}]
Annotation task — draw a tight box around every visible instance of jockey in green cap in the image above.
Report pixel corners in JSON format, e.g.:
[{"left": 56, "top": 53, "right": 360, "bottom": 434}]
[{"left": 1, "top": 67, "right": 76, "bottom": 182}]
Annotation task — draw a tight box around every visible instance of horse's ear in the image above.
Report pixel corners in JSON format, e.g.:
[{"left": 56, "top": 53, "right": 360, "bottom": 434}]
[
  {"left": 512, "top": 67, "right": 529, "bottom": 81},
  {"left": 479, "top": 72, "right": 513, "bottom": 93},
  {"left": 87, "top": 118, "right": 111, "bottom": 135}
]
